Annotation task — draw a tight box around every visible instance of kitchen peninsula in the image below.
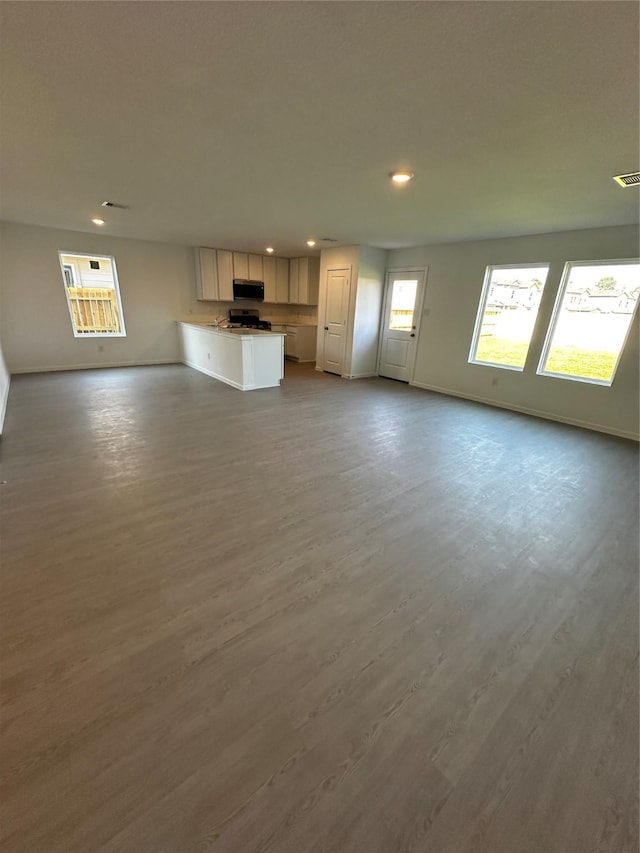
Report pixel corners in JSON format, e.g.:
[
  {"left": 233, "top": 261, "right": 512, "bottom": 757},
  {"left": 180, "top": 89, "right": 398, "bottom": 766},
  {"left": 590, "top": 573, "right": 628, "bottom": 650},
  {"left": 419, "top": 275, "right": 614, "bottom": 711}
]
[{"left": 177, "top": 322, "right": 285, "bottom": 390}]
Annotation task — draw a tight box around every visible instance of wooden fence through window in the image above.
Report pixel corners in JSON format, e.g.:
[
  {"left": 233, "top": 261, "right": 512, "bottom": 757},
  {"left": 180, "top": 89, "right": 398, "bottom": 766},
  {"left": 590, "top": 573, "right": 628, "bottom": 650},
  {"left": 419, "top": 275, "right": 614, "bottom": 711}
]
[{"left": 67, "top": 287, "right": 121, "bottom": 334}]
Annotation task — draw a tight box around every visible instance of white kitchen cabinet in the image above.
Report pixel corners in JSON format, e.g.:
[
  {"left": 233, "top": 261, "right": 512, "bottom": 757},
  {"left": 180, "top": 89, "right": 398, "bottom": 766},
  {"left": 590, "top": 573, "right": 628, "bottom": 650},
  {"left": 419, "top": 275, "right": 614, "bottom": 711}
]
[
  {"left": 299, "top": 258, "right": 320, "bottom": 305},
  {"left": 233, "top": 252, "right": 249, "bottom": 280},
  {"left": 178, "top": 322, "right": 285, "bottom": 390},
  {"left": 289, "top": 258, "right": 300, "bottom": 304},
  {"left": 263, "top": 255, "right": 277, "bottom": 302},
  {"left": 288, "top": 257, "right": 319, "bottom": 305},
  {"left": 216, "top": 249, "right": 234, "bottom": 301},
  {"left": 264, "top": 256, "right": 290, "bottom": 303},
  {"left": 196, "top": 246, "right": 316, "bottom": 305},
  {"left": 194, "top": 247, "right": 219, "bottom": 301},
  {"left": 248, "top": 254, "right": 263, "bottom": 281},
  {"left": 276, "top": 258, "right": 289, "bottom": 303},
  {"left": 285, "top": 325, "right": 317, "bottom": 362}
]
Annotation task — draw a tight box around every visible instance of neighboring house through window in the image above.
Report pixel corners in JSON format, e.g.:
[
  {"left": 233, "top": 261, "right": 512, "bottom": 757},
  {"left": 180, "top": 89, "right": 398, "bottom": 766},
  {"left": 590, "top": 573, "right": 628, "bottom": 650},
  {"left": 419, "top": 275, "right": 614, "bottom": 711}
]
[
  {"left": 58, "top": 252, "right": 126, "bottom": 337},
  {"left": 468, "top": 264, "right": 550, "bottom": 370},
  {"left": 537, "top": 259, "right": 640, "bottom": 385}
]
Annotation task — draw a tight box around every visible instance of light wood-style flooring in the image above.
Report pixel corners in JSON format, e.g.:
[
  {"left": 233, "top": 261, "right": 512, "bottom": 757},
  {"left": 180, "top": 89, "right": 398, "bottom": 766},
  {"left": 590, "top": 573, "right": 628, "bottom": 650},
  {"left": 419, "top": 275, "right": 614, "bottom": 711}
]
[{"left": 1, "top": 363, "right": 638, "bottom": 853}]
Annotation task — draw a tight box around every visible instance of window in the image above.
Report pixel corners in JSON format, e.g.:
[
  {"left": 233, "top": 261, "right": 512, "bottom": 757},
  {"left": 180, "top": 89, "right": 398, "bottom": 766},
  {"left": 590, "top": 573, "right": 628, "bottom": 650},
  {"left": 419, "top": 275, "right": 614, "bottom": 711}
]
[
  {"left": 469, "top": 264, "right": 549, "bottom": 370},
  {"left": 59, "top": 252, "right": 126, "bottom": 337},
  {"left": 388, "top": 278, "right": 418, "bottom": 330},
  {"left": 538, "top": 259, "right": 640, "bottom": 385},
  {"left": 62, "top": 263, "right": 76, "bottom": 287}
]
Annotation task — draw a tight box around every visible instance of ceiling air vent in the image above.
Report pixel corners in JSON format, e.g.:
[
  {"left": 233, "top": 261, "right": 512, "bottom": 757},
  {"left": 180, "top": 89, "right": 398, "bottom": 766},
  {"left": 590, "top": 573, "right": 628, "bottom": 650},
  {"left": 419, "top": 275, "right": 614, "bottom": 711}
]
[{"left": 613, "top": 172, "right": 640, "bottom": 187}]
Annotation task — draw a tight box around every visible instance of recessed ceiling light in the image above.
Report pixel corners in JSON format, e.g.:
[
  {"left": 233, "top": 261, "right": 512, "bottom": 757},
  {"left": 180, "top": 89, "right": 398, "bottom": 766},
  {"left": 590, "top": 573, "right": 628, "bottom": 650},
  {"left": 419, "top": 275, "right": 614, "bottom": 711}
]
[
  {"left": 306, "top": 239, "right": 316, "bottom": 247},
  {"left": 389, "top": 170, "right": 414, "bottom": 183},
  {"left": 266, "top": 246, "right": 274, "bottom": 253},
  {"left": 91, "top": 218, "right": 105, "bottom": 226}
]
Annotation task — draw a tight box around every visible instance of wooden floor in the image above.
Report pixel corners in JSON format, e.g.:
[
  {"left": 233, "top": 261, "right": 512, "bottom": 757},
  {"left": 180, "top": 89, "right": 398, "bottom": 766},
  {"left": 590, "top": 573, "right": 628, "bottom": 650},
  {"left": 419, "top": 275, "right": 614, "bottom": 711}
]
[{"left": 1, "top": 362, "right": 638, "bottom": 853}]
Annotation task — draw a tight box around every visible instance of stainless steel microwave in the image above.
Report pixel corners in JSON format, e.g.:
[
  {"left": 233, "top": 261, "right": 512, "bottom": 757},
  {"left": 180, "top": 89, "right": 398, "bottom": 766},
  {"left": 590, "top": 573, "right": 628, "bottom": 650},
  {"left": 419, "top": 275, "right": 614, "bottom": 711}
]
[{"left": 233, "top": 279, "right": 264, "bottom": 301}]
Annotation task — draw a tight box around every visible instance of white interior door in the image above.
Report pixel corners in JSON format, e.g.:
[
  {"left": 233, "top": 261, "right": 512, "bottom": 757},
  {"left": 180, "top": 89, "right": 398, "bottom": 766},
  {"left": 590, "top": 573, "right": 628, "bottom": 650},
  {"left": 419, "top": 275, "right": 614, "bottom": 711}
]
[
  {"left": 322, "top": 268, "right": 351, "bottom": 375},
  {"left": 378, "top": 270, "right": 426, "bottom": 381}
]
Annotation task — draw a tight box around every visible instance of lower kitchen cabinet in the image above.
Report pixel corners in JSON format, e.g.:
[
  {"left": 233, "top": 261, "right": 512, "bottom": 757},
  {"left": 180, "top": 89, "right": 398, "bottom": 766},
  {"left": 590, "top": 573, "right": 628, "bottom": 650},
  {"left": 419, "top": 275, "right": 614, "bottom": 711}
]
[
  {"left": 285, "top": 325, "right": 317, "bottom": 362},
  {"left": 178, "top": 322, "right": 285, "bottom": 390}
]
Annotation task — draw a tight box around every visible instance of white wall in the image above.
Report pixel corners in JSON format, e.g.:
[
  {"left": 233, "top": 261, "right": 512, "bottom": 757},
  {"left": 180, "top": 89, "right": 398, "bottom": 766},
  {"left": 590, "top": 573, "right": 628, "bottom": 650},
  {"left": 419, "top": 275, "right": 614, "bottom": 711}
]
[
  {"left": 349, "top": 245, "right": 387, "bottom": 378},
  {"left": 0, "top": 221, "right": 195, "bottom": 373},
  {"left": 3, "top": 220, "right": 636, "bottom": 438},
  {"left": 315, "top": 245, "right": 387, "bottom": 377},
  {"left": 0, "top": 329, "right": 10, "bottom": 434},
  {"left": 0, "top": 222, "right": 319, "bottom": 376},
  {"left": 388, "top": 225, "right": 640, "bottom": 439}
]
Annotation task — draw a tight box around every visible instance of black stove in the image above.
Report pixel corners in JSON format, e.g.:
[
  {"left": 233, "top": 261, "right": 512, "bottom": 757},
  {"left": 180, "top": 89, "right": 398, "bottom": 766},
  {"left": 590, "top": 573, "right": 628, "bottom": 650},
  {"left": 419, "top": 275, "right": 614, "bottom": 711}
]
[{"left": 228, "top": 309, "right": 271, "bottom": 331}]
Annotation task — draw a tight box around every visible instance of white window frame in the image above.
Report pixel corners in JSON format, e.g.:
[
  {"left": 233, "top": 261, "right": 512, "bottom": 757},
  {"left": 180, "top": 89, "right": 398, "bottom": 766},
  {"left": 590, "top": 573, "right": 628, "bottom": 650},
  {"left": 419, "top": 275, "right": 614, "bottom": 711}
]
[
  {"left": 468, "top": 262, "right": 550, "bottom": 372},
  {"left": 62, "top": 263, "right": 77, "bottom": 287},
  {"left": 537, "top": 258, "right": 640, "bottom": 387},
  {"left": 58, "top": 251, "right": 127, "bottom": 338}
]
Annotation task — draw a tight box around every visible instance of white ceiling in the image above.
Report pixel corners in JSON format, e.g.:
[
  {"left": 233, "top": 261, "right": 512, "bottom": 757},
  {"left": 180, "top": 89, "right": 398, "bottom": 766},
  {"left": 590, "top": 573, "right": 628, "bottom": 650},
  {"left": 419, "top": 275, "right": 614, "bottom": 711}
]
[{"left": 1, "top": 1, "right": 638, "bottom": 256}]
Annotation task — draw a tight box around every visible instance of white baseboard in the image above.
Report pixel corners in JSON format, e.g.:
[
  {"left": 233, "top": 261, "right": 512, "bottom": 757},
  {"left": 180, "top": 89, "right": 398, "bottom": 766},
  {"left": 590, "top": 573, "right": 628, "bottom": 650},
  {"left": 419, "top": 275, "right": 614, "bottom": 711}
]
[
  {"left": 0, "top": 375, "right": 10, "bottom": 436},
  {"left": 10, "top": 358, "right": 179, "bottom": 375},
  {"left": 410, "top": 380, "right": 640, "bottom": 442},
  {"left": 344, "top": 372, "right": 377, "bottom": 379}
]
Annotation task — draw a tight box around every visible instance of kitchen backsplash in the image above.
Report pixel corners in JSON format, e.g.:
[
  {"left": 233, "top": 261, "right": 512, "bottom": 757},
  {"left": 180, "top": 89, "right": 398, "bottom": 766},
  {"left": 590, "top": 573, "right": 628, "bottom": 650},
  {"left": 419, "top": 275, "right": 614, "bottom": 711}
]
[{"left": 184, "top": 301, "right": 318, "bottom": 325}]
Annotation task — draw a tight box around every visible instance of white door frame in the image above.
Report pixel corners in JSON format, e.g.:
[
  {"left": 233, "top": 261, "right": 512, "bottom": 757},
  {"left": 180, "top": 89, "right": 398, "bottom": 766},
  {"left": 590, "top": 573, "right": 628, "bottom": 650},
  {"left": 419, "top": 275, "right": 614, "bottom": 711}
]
[{"left": 376, "top": 267, "right": 428, "bottom": 382}]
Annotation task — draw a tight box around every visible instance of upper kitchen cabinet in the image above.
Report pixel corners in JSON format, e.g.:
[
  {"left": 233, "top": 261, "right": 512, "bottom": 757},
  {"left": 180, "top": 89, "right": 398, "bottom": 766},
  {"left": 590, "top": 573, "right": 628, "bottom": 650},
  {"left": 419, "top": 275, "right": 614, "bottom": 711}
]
[
  {"left": 276, "top": 258, "right": 289, "bottom": 303},
  {"left": 232, "top": 252, "right": 249, "bottom": 280},
  {"left": 289, "top": 258, "right": 299, "bottom": 304},
  {"left": 263, "top": 255, "right": 276, "bottom": 302},
  {"left": 264, "top": 256, "right": 290, "bottom": 303},
  {"left": 216, "top": 249, "right": 234, "bottom": 301},
  {"left": 289, "top": 257, "right": 319, "bottom": 305},
  {"left": 196, "top": 246, "right": 315, "bottom": 304},
  {"left": 248, "top": 254, "right": 263, "bottom": 281},
  {"left": 194, "top": 247, "right": 219, "bottom": 301},
  {"left": 233, "top": 253, "right": 264, "bottom": 281}
]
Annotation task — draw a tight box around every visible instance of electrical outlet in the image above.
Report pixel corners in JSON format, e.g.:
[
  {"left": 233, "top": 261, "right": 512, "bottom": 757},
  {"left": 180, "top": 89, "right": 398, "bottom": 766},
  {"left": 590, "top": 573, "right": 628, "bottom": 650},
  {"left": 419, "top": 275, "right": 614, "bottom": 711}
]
[
  {"left": 491, "top": 377, "right": 498, "bottom": 386},
  {"left": 207, "top": 352, "right": 211, "bottom": 360},
  {"left": 98, "top": 345, "right": 104, "bottom": 352}
]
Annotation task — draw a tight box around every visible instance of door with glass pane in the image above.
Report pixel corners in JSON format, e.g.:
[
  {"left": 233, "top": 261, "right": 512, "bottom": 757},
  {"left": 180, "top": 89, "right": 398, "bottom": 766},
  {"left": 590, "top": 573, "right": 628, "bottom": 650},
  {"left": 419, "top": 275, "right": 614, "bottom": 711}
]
[{"left": 378, "top": 270, "right": 426, "bottom": 381}]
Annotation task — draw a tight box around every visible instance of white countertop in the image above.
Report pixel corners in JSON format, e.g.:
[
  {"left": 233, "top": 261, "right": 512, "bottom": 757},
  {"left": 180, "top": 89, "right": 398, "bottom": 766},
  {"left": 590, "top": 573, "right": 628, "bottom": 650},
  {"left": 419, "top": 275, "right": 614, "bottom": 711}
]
[{"left": 177, "top": 321, "right": 285, "bottom": 338}]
